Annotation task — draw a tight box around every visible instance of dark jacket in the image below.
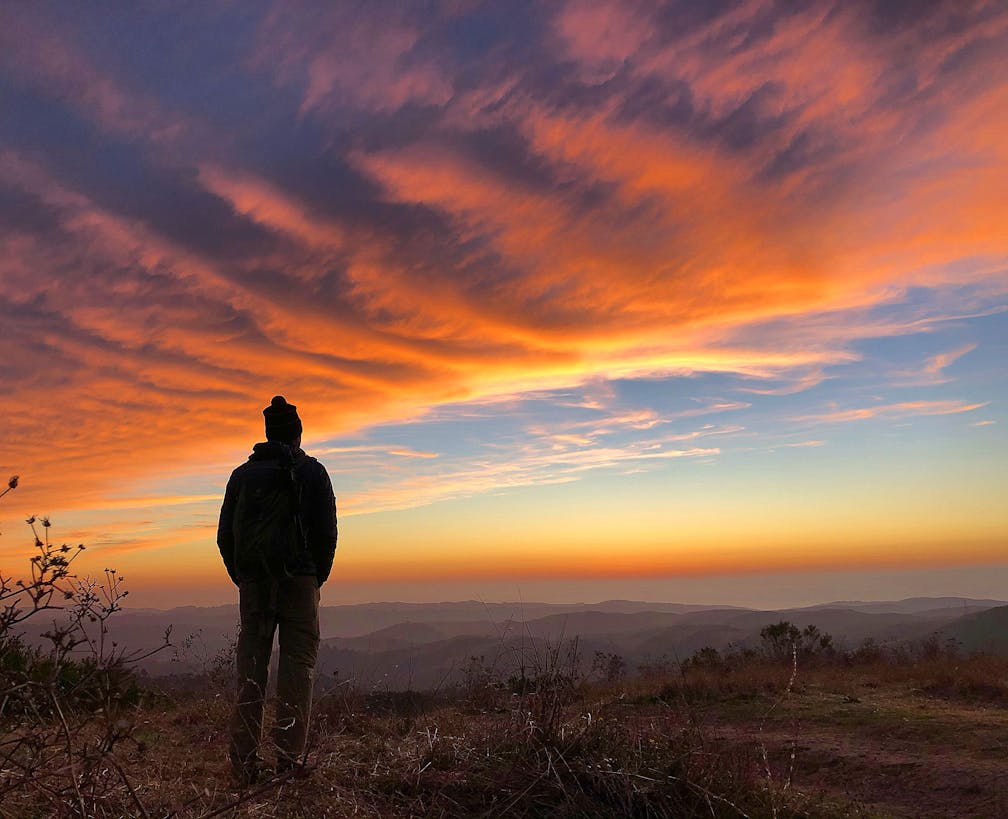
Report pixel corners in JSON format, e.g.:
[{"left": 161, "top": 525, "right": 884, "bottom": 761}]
[{"left": 217, "top": 442, "right": 338, "bottom": 586}]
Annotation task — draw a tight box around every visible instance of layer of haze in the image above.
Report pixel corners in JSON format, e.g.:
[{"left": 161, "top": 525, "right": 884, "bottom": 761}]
[{"left": 1, "top": 1, "right": 1005, "bottom": 608}]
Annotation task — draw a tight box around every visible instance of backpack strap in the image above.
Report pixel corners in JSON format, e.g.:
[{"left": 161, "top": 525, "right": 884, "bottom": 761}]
[{"left": 279, "top": 445, "right": 309, "bottom": 565}]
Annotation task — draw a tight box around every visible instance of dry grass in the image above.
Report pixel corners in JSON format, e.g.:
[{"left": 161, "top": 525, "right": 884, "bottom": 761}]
[
  {"left": 649, "top": 653, "right": 1008, "bottom": 709},
  {"left": 4, "top": 641, "right": 1007, "bottom": 816},
  {"left": 2, "top": 665, "right": 845, "bottom": 818}
]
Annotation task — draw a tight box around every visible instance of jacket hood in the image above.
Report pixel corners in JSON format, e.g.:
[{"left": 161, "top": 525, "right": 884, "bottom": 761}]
[{"left": 249, "top": 441, "right": 305, "bottom": 462}]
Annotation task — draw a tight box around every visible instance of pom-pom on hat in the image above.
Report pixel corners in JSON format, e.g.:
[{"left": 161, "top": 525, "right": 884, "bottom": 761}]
[{"left": 263, "top": 395, "right": 303, "bottom": 443}]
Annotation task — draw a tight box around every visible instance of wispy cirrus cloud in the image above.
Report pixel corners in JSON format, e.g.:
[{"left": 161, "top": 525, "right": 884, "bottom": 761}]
[
  {"left": 336, "top": 432, "right": 724, "bottom": 516},
  {"left": 530, "top": 401, "right": 749, "bottom": 440},
  {"left": 924, "top": 344, "right": 978, "bottom": 377},
  {"left": 314, "top": 445, "right": 439, "bottom": 460},
  {"left": 0, "top": 1, "right": 1004, "bottom": 582},
  {"left": 795, "top": 400, "right": 990, "bottom": 425}
]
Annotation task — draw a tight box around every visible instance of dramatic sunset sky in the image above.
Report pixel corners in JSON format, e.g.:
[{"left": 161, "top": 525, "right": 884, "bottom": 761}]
[{"left": 1, "top": 1, "right": 1005, "bottom": 608}]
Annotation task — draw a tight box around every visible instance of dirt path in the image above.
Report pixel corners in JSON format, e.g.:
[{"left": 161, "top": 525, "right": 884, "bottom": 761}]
[{"left": 705, "top": 689, "right": 1008, "bottom": 817}]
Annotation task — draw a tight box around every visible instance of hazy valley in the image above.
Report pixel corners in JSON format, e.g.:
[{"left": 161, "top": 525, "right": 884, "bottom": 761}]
[{"left": 41, "top": 595, "right": 1007, "bottom": 690}]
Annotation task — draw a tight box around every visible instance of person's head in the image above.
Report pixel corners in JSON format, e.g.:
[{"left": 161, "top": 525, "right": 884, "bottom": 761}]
[{"left": 263, "top": 395, "right": 302, "bottom": 446}]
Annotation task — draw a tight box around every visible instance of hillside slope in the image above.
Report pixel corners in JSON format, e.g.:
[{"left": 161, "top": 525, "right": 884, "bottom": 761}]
[{"left": 942, "top": 605, "right": 1008, "bottom": 655}]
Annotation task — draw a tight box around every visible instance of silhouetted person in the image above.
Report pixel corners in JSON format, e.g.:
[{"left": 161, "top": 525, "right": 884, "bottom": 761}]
[{"left": 217, "top": 396, "right": 338, "bottom": 786}]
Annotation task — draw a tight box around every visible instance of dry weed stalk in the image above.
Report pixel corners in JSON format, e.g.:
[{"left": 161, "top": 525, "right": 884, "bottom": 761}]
[{"left": 0, "top": 477, "right": 169, "bottom": 817}]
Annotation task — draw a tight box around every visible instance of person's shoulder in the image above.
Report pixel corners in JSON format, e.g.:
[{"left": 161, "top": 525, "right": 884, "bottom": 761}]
[
  {"left": 223, "top": 461, "right": 250, "bottom": 494},
  {"left": 228, "top": 459, "right": 253, "bottom": 480},
  {"left": 234, "top": 449, "right": 261, "bottom": 471},
  {"left": 300, "top": 453, "right": 332, "bottom": 486},
  {"left": 297, "top": 453, "right": 329, "bottom": 478}
]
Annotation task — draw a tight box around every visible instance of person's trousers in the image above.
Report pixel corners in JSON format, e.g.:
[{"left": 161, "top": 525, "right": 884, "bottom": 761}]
[{"left": 229, "top": 575, "right": 320, "bottom": 774}]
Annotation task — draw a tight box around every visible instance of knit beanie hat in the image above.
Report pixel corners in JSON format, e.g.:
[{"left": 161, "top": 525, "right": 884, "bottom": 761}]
[{"left": 263, "top": 395, "right": 303, "bottom": 443}]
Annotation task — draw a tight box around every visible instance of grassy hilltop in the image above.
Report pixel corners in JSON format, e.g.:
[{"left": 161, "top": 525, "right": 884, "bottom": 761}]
[{"left": 4, "top": 623, "right": 1008, "bottom": 817}]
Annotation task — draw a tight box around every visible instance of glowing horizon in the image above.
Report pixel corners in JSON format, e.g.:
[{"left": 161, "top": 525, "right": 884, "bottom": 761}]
[{"left": 0, "top": 2, "right": 1005, "bottom": 607}]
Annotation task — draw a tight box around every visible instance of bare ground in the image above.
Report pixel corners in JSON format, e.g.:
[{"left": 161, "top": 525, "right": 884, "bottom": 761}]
[{"left": 701, "top": 685, "right": 1008, "bottom": 818}]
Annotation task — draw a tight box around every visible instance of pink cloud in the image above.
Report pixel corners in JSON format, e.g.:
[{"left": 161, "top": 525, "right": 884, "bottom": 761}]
[
  {"left": 795, "top": 400, "right": 989, "bottom": 424},
  {"left": 254, "top": 4, "right": 453, "bottom": 114},
  {"left": 924, "top": 343, "right": 978, "bottom": 376}
]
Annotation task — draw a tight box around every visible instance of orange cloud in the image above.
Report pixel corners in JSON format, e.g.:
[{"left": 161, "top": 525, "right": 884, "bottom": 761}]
[{"left": 0, "top": 1, "right": 1004, "bottom": 590}]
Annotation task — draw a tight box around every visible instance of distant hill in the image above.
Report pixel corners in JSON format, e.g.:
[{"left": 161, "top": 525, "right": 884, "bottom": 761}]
[
  {"left": 941, "top": 605, "right": 1008, "bottom": 655},
  {"left": 335, "top": 621, "right": 453, "bottom": 652},
  {"left": 16, "top": 596, "right": 1007, "bottom": 681},
  {"left": 309, "top": 598, "right": 1008, "bottom": 689},
  {"left": 803, "top": 597, "right": 1006, "bottom": 614}
]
